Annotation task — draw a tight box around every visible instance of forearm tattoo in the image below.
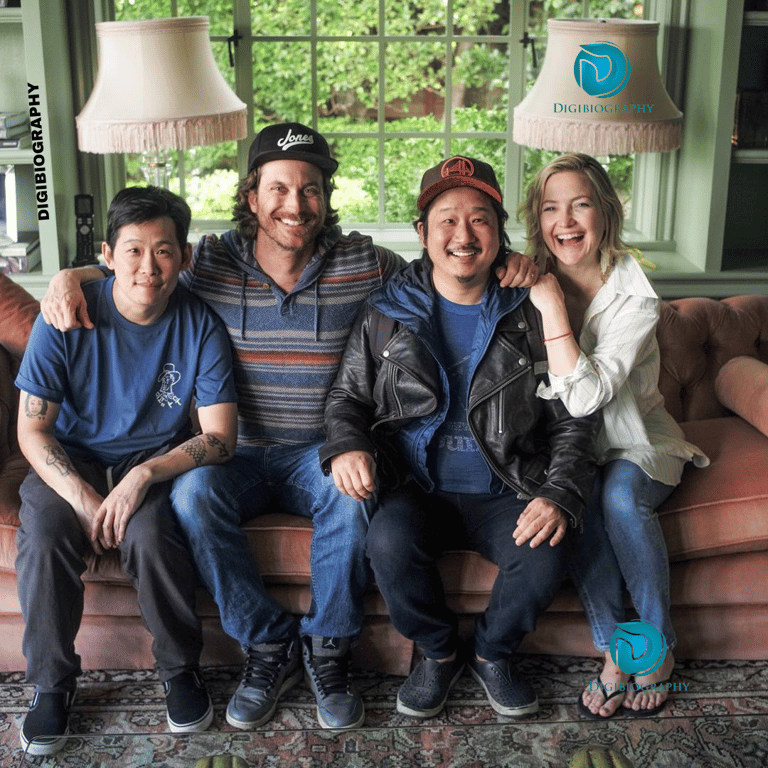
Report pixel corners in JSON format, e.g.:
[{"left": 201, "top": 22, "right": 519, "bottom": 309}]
[
  {"left": 44, "top": 444, "right": 74, "bottom": 477},
  {"left": 24, "top": 394, "right": 49, "bottom": 420},
  {"left": 206, "top": 434, "right": 231, "bottom": 459},
  {"left": 182, "top": 436, "right": 207, "bottom": 467}
]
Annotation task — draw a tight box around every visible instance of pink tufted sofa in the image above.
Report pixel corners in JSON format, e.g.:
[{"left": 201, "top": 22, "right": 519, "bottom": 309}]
[{"left": 1, "top": 273, "right": 767, "bottom": 675}]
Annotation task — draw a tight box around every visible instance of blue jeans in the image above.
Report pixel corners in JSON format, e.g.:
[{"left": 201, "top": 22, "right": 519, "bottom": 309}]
[
  {"left": 170, "top": 442, "right": 373, "bottom": 648},
  {"left": 568, "top": 459, "right": 676, "bottom": 651},
  {"left": 367, "top": 484, "right": 566, "bottom": 662}
]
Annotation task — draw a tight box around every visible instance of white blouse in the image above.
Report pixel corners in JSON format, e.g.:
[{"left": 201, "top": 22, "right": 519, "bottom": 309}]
[{"left": 537, "top": 253, "right": 709, "bottom": 486}]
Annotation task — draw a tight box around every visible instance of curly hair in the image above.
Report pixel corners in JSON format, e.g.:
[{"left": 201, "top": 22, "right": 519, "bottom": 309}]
[
  {"left": 231, "top": 166, "right": 340, "bottom": 240},
  {"left": 517, "top": 153, "right": 634, "bottom": 276}
]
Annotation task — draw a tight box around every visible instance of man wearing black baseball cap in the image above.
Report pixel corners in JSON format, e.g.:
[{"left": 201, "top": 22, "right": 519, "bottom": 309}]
[
  {"left": 321, "top": 156, "right": 598, "bottom": 720},
  {"left": 39, "top": 129, "right": 537, "bottom": 732}
]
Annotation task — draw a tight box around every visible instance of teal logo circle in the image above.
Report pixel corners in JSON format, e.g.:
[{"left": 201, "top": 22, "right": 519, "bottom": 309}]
[
  {"left": 573, "top": 41, "right": 631, "bottom": 98},
  {"left": 609, "top": 620, "right": 666, "bottom": 676}
]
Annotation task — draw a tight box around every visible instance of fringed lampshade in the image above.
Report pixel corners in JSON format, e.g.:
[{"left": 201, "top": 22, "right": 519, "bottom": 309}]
[
  {"left": 77, "top": 16, "right": 247, "bottom": 155},
  {"left": 513, "top": 19, "right": 682, "bottom": 154}
]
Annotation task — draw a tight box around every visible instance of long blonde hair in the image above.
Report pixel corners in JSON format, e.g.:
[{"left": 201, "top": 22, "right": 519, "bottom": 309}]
[{"left": 518, "top": 153, "right": 634, "bottom": 276}]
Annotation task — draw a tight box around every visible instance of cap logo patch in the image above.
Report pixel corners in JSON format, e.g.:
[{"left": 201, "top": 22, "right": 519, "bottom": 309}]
[
  {"left": 441, "top": 156, "right": 474, "bottom": 179},
  {"left": 277, "top": 127, "right": 315, "bottom": 152}
]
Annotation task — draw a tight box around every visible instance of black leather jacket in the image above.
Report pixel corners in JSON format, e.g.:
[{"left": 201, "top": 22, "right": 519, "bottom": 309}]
[{"left": 320, "top": 261, "right": 598, "bottom": 527}]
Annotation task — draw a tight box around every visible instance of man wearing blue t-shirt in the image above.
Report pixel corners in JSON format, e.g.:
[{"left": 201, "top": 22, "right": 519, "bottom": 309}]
[
  {"left": 14, "top": 187, "right": 238, "bottom": 756},
  {"left": 321, "top": 157, "right": 598, "bottom": 720}
]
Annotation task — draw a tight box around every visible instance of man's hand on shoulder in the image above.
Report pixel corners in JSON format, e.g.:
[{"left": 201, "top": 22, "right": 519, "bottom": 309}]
[
  {"left": 330, "top": 450, "right": 377, "bottom": 502},
  {"left": 513, "top": 497, "right": 567, "bottom": 548},
  {"left": 496, "top": 251, "right": 539, "bottom": 288},
  {"left": 40, "top": 268, "right": 100, "bottom": 331}
]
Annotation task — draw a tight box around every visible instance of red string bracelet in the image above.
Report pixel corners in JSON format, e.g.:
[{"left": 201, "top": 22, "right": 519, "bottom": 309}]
[{"left": 543, "top": 331, "right": 574, "bottom": 343}]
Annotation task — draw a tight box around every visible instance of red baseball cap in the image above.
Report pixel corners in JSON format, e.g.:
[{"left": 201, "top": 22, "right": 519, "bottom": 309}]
[{"left": 417, "top": 156, "right": 502, "bottom": 211}]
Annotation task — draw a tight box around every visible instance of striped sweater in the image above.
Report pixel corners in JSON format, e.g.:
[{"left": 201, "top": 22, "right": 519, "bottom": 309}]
[{"left": 180, "top": 226, "right": 404, "bottom": 447}]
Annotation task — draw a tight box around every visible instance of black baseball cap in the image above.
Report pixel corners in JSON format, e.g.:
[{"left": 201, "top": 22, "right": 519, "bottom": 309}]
[
  {"left": 247, "top": 122, "right": 339, "bottom": 174},
  {"left": 417, "top": 156, "right": 502, "bottom": 211}
]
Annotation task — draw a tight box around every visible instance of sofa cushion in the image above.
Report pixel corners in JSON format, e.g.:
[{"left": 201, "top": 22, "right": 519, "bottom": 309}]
[
  {"left": 0, "top": 274, "right": 39, "bottom": 361},
  {"left": 659, "top": 417, "right": 768, "bottom": 560},
  {"left": 657, "top": 296, "right": 768, "bottom": 423},
  {"left": 715, "top": 356, "right": 768, "bottom": 437}
]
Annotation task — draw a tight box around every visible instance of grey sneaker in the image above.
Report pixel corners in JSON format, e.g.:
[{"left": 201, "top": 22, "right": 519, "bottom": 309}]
[
  {"left": 225, "top": 638, "right": 301, "bottom": 729},
  {"left": 468, "top": 655, "right": 538, "bottom": 716},
  {"left": 396, "top": 654, "right": 465, "bottom": 718},
  {"left": 20, "top": 687, "right": 76, "bottom": 757},
  {"left": 302, "top": 636, "right": 364, "bottom": 730}
]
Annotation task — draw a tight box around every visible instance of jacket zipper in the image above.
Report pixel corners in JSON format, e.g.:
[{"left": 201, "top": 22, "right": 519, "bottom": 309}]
[{"left": 389, "top": 364, "right": 403, "bottom": 416}]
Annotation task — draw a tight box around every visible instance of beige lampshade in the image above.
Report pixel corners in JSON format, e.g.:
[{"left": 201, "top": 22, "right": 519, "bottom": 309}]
[
  {"left": 77, "top": 16, "right": 247, "bottom": 154},
  {"left": 513, "top": 19, "right": 682, "bottom": 154}
]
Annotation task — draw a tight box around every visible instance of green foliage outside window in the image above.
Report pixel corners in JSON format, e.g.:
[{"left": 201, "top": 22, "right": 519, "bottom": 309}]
[{"left": 115, "top": 0, "right": 642, "bottom": 224}]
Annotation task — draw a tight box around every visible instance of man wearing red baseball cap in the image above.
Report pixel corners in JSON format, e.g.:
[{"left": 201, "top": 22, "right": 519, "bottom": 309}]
[{"left": 321, "top": 156, "right": 598, "bottom": 719}]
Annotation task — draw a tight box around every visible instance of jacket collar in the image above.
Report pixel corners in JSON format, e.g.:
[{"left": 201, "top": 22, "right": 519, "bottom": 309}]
[{"left": 370, "top": 258, "right": 528, "bottom": 332}]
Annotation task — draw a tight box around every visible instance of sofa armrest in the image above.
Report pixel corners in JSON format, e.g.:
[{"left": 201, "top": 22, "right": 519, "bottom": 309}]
[
  {"left": 0, "top": 274, "right": 39, "bottom": 361},
  {"left": 0, "top": 346, "right": 17, "bottom": 467},
  {"left": 715, "top": 356, "right": 768, "bottom": 437}
]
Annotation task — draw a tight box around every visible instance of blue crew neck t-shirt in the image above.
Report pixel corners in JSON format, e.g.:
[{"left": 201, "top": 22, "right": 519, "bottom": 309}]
[
  {"left": 427, "top": 293, "right": 494, "bottom": 493},
  {"left": 16, "top": 276, "right": 236, "bottom": 465}
]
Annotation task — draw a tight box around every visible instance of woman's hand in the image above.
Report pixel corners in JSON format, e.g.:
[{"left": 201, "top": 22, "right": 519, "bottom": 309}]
[{"left": 528, "top": 272, "right": 565, "bottom": 314}]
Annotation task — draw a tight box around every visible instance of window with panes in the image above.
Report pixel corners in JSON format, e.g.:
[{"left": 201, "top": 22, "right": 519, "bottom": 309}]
[{"left": 111, "top": 0, "right": 682, "bottom": 249}]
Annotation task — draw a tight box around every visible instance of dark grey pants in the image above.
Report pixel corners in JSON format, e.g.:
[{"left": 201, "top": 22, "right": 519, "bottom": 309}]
[{"left": 16, "top": 455, "right": 202, "bottom": 692}]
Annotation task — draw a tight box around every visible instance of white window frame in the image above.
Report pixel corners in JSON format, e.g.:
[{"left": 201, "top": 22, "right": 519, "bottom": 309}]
[{"left": 99, "top": 0, "right": 686, "bottom": 259}]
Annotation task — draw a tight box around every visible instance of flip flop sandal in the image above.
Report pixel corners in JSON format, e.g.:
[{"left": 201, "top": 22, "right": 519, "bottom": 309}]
[
  {"left": 576, "top": 676, "right": 627, "bottom": 720},
  {"left": 623, "top": 677, "right": 671, "bottom": 718}
]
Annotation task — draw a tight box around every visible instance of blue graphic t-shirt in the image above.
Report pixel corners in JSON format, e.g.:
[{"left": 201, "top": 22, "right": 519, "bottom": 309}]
[
  {"left": 16, "top": 277, "right": 236, "bottom": 464},
  {"left": 427, "top": 293, "right": 493, "bottom": 493}
]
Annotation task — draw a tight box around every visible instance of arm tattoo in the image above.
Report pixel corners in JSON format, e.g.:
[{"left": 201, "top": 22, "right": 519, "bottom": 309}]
[
  {"left": 182, "top": 436, "right": 207, "bottom": 467},
  {"left": 24, "top": 394, "right": 49, "bottom": 420},
  {"left": 206, "top": 434, "right": 231, "bottom": 459},
  {"left": 44, "top": 444, "right": 74, "bottom": 477}
]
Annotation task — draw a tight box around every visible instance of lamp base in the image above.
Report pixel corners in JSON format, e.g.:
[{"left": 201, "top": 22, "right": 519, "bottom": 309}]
[{"left": 141, "top": 149, "right": 170, "bottom": 188}]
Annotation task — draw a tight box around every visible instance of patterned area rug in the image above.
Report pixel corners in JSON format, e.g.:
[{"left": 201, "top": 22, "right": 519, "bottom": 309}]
[{"left": 2, "top": 655, "right": 767, "bottom": 767}]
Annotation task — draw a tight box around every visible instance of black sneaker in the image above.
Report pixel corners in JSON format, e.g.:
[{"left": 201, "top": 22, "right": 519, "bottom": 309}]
[
  {"left": 20, "top": 687, "right": 76, "bottom": 757},
  {"left": 468, "top": 655, "right": 538, "bottom": 716},
  {"left": 226, "top": 638, "right": 302, "bottom": 729},
  {"left": 396, "top": 653, "right": 465, "bottom": 718},
  {"left": 302, "top": 636, "right": 364, "bottom": 730},
  {"left": 164, "top": 669, "right": 214, "bottom": 732}
]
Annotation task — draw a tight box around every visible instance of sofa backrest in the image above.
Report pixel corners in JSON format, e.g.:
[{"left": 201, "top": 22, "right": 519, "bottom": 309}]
[
  {"left": 0, "top": 275, "right": 39, "bottom": 362},
  {"left": 0, "top": 275, "right": 40, "bottom": 462},
  {"left": 1, "top": 279, "right": 767, "bottom": 433},
  {"left": 657, "top": 295, "right": 768, "bottom": 423}
]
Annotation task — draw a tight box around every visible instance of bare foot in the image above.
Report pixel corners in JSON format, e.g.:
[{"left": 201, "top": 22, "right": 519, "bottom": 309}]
[
  {"left": 581, "top": 652, "right": 630, "bottom": 717},
  {"left": 624, "top": 651, "right": 675, "bottom": 713}
]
